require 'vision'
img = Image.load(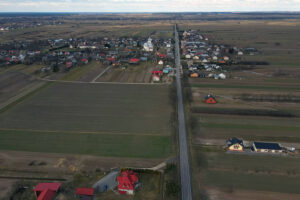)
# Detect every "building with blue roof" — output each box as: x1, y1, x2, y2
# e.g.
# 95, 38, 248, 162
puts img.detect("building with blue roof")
253, 142, 283, 153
